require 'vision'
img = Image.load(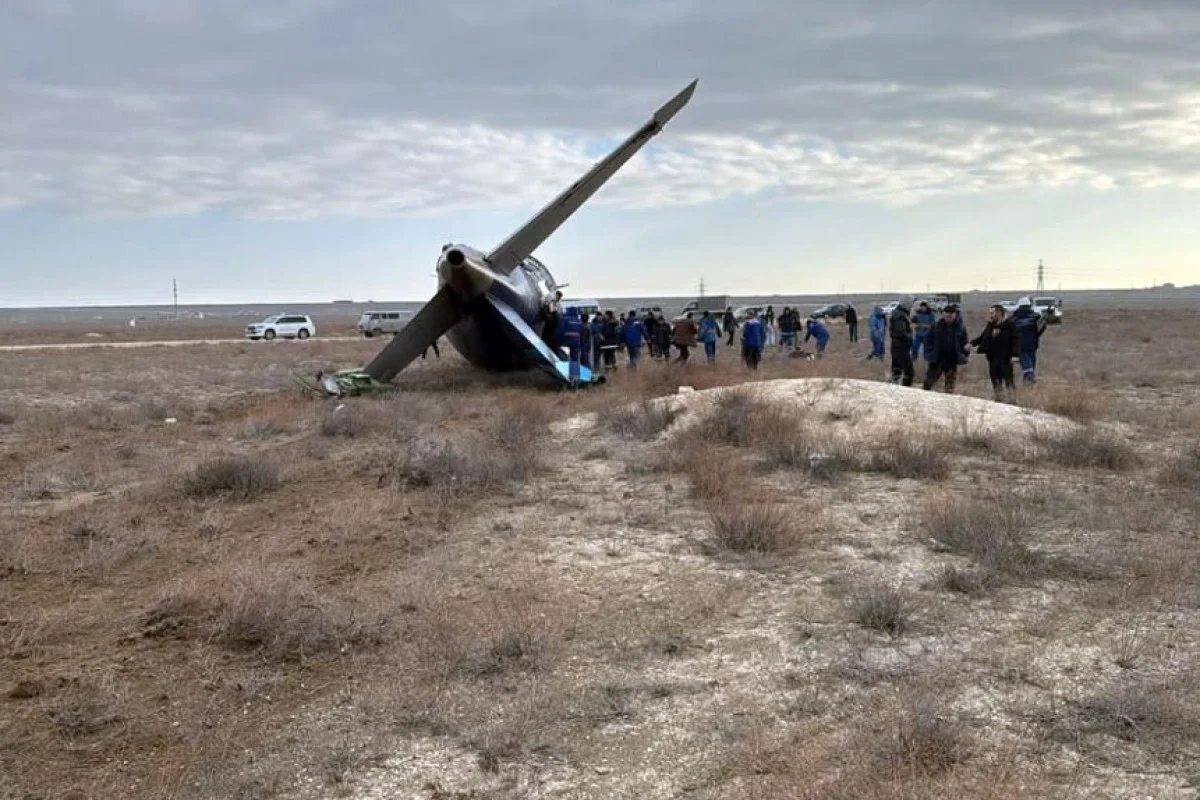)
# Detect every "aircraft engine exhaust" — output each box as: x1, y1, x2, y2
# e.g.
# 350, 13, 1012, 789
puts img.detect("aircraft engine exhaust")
445, 248, 466, 267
